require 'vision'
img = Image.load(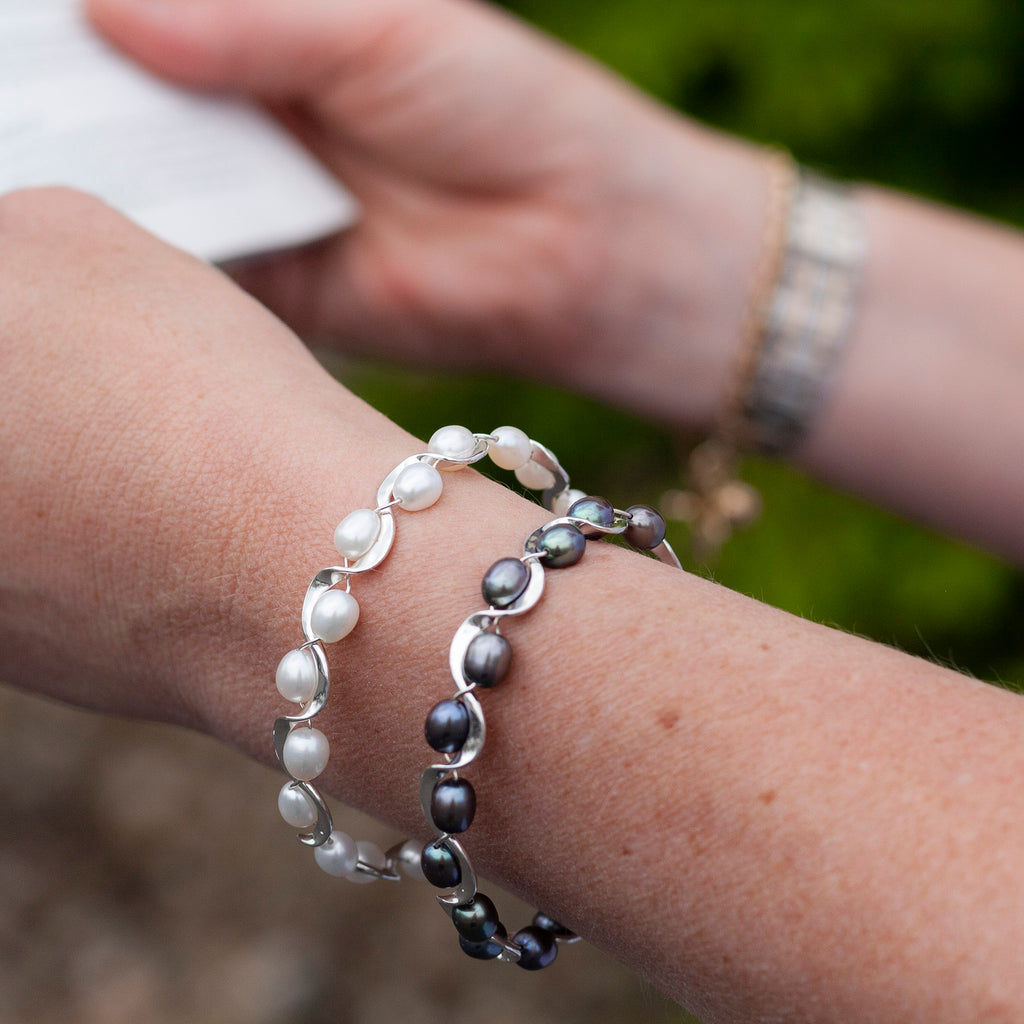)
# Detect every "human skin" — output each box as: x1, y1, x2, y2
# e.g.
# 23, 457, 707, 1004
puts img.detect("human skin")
3, 188, 1024, 1023
89, 0, 1024, 563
